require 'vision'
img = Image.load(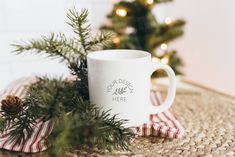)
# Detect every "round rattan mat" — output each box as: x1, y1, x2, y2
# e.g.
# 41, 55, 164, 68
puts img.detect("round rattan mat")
1, 86, 235, 157
119, 86, 235, 157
